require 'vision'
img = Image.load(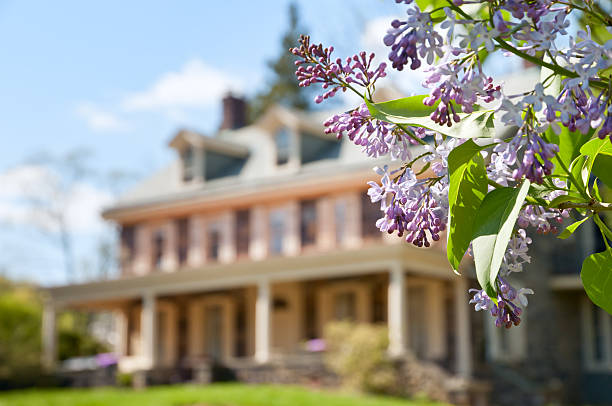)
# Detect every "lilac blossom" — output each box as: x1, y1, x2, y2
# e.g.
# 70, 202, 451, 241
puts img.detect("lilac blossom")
423, 61, 501, 126
368, 165, 448, 248
291, 35, 387, 104
469, 280, 522, 328
383, 5, 443, 71
491, 125, 558, 185
500, 229, 532, 275
323, 104, 426, 161
470, 226, 535, 328
518, 179, 570, 234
